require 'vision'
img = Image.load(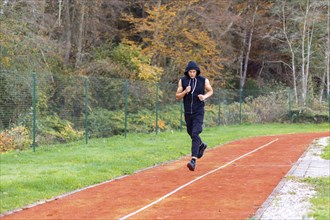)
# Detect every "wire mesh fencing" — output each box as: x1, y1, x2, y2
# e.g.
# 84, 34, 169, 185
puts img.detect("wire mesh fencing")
0, 71, 329, 150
